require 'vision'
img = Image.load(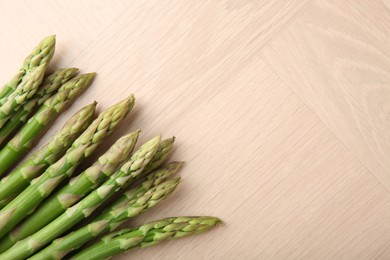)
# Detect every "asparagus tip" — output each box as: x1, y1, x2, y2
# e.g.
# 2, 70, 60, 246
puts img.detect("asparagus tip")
85, 72, 97, 80
164, 161, 185, 172
42, 35, 56, 45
